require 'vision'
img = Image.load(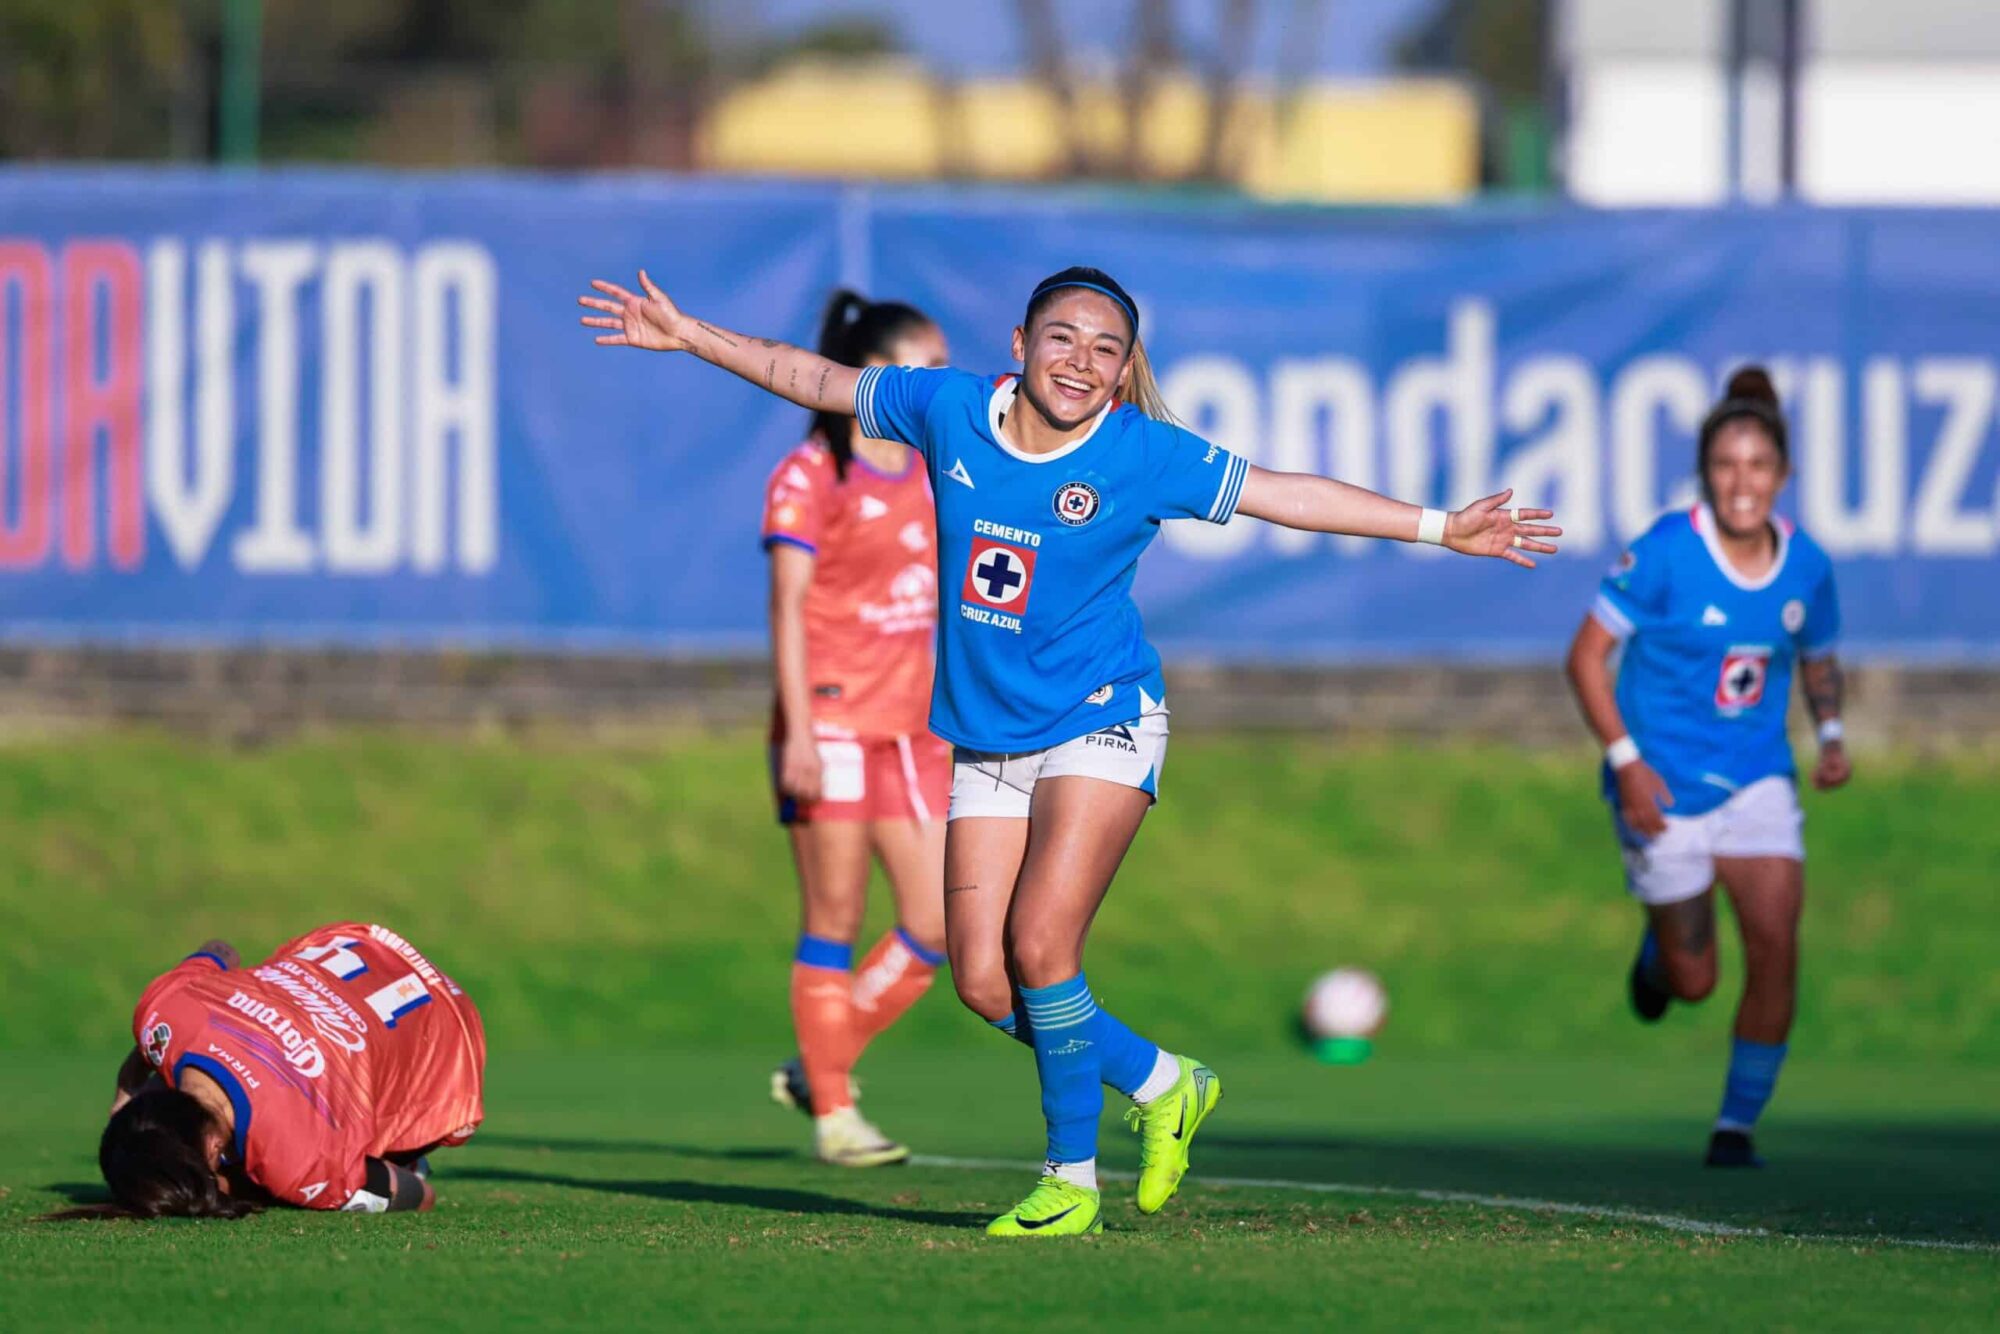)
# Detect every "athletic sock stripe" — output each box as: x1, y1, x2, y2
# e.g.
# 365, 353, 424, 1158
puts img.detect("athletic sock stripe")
1022, 1000, 1095, 1022
1024, 996, 1104, 1016
1021, 996, 1095, 1020
1023, 1000, 1097, 1028
1024, 999, 1096, 1021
